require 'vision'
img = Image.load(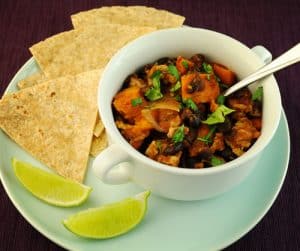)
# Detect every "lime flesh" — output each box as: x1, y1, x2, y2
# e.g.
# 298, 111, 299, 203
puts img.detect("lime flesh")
12, 158, 92, 207
63, 190, 151, 239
